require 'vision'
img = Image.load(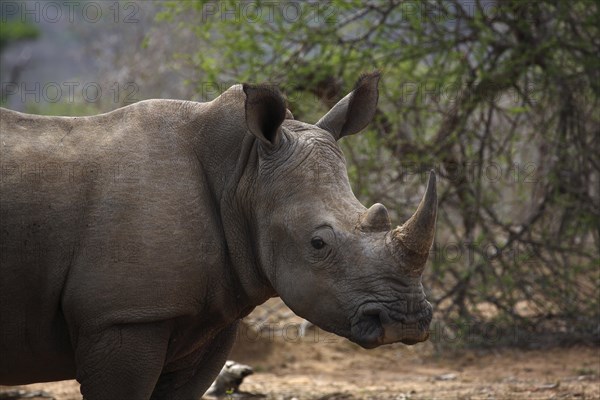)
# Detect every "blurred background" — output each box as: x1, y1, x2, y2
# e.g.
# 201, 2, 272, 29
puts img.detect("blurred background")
1, 0, 599, 398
